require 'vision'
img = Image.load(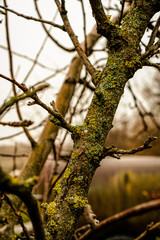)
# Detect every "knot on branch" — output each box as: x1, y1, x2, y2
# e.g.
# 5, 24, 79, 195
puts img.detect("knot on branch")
83, 204, 99, 229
